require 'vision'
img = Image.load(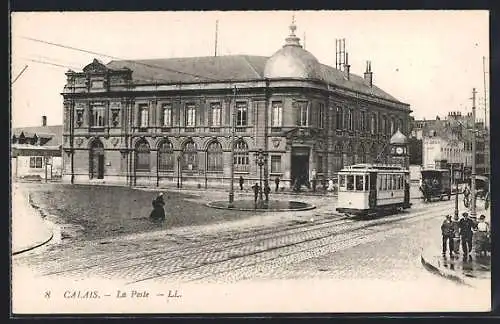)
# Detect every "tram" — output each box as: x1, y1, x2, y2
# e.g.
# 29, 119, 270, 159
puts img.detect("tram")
336, 164, 411, 217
